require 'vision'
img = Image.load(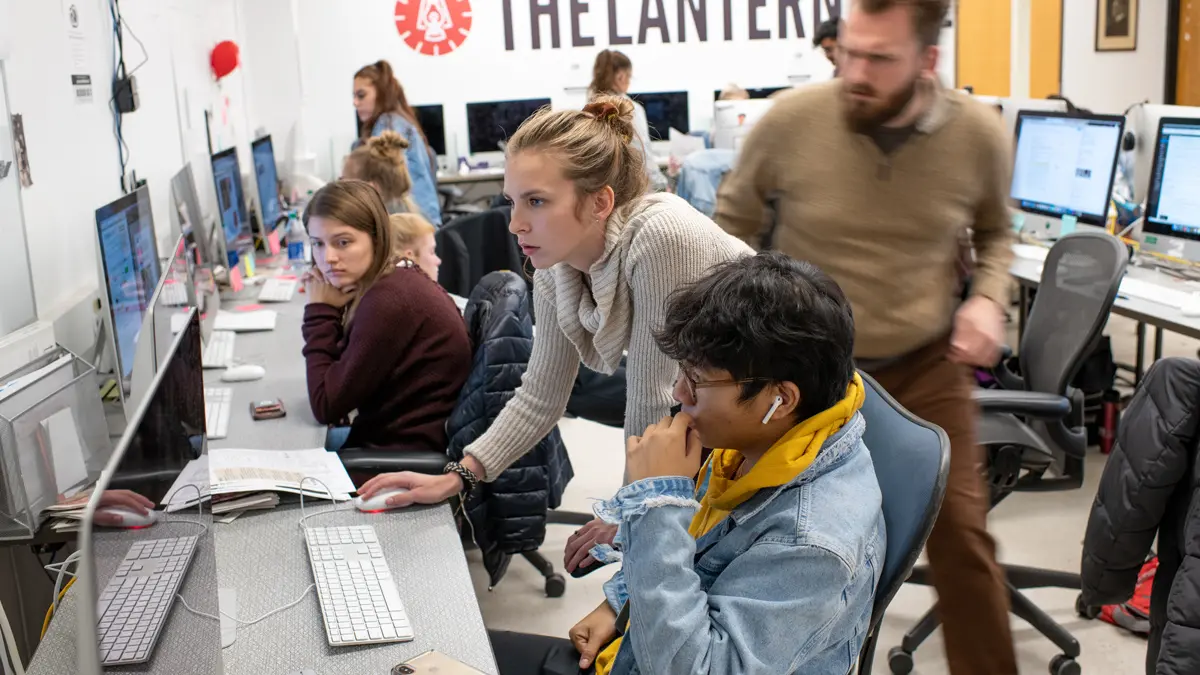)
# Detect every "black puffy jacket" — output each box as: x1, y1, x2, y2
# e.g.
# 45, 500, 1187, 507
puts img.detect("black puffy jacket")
446, 271, 573, 587
1081, 357, 1200, 675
